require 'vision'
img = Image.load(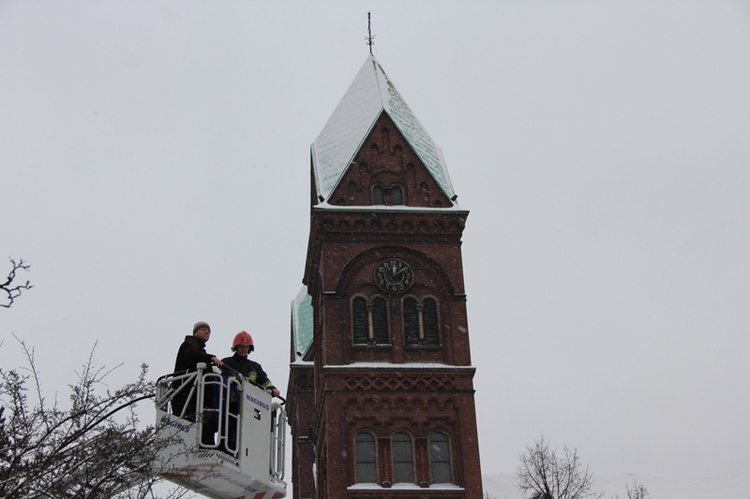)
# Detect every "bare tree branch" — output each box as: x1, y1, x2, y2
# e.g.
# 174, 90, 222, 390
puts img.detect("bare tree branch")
516, 435, 603, 499
0, 339, 193, 498
1, 257, 33, 308
625, 480, 650, 499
